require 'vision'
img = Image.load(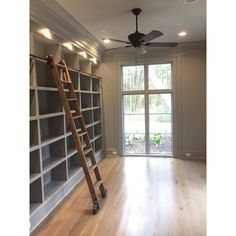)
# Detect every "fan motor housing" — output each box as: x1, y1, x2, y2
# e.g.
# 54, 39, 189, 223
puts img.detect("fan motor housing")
128, 31, 145, 47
